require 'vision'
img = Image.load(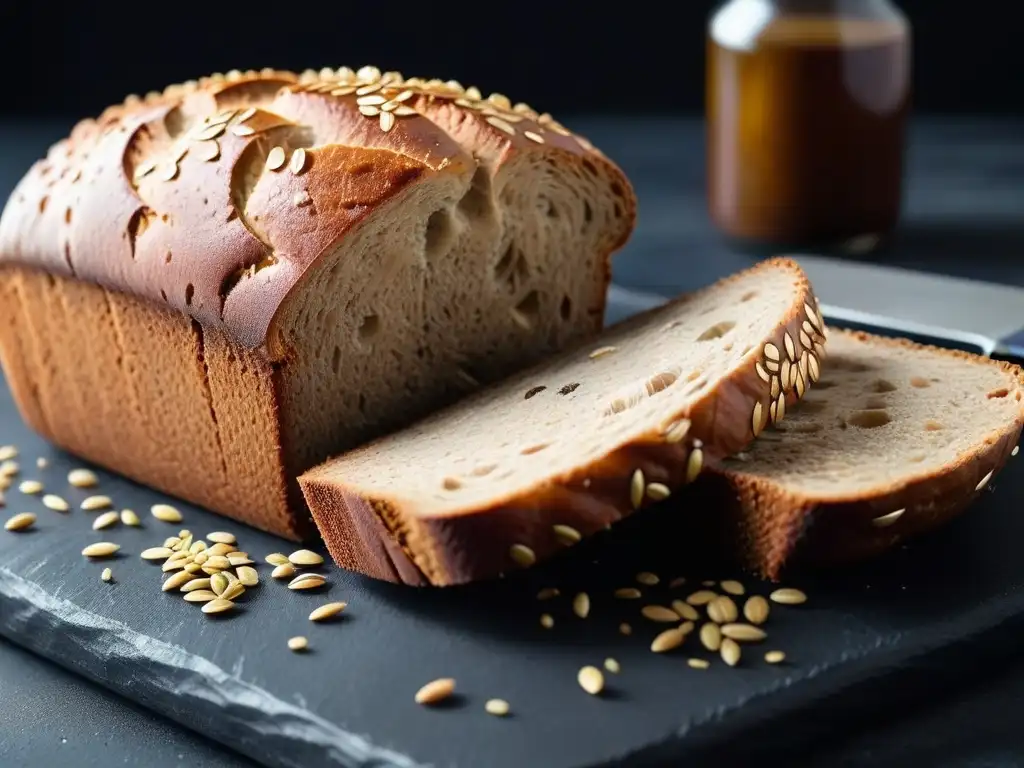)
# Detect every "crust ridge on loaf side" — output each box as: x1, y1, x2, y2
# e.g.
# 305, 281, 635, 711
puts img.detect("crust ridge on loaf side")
300, 258, 828, 585
704, 330, 1024, 579
0, 66, 637, 538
